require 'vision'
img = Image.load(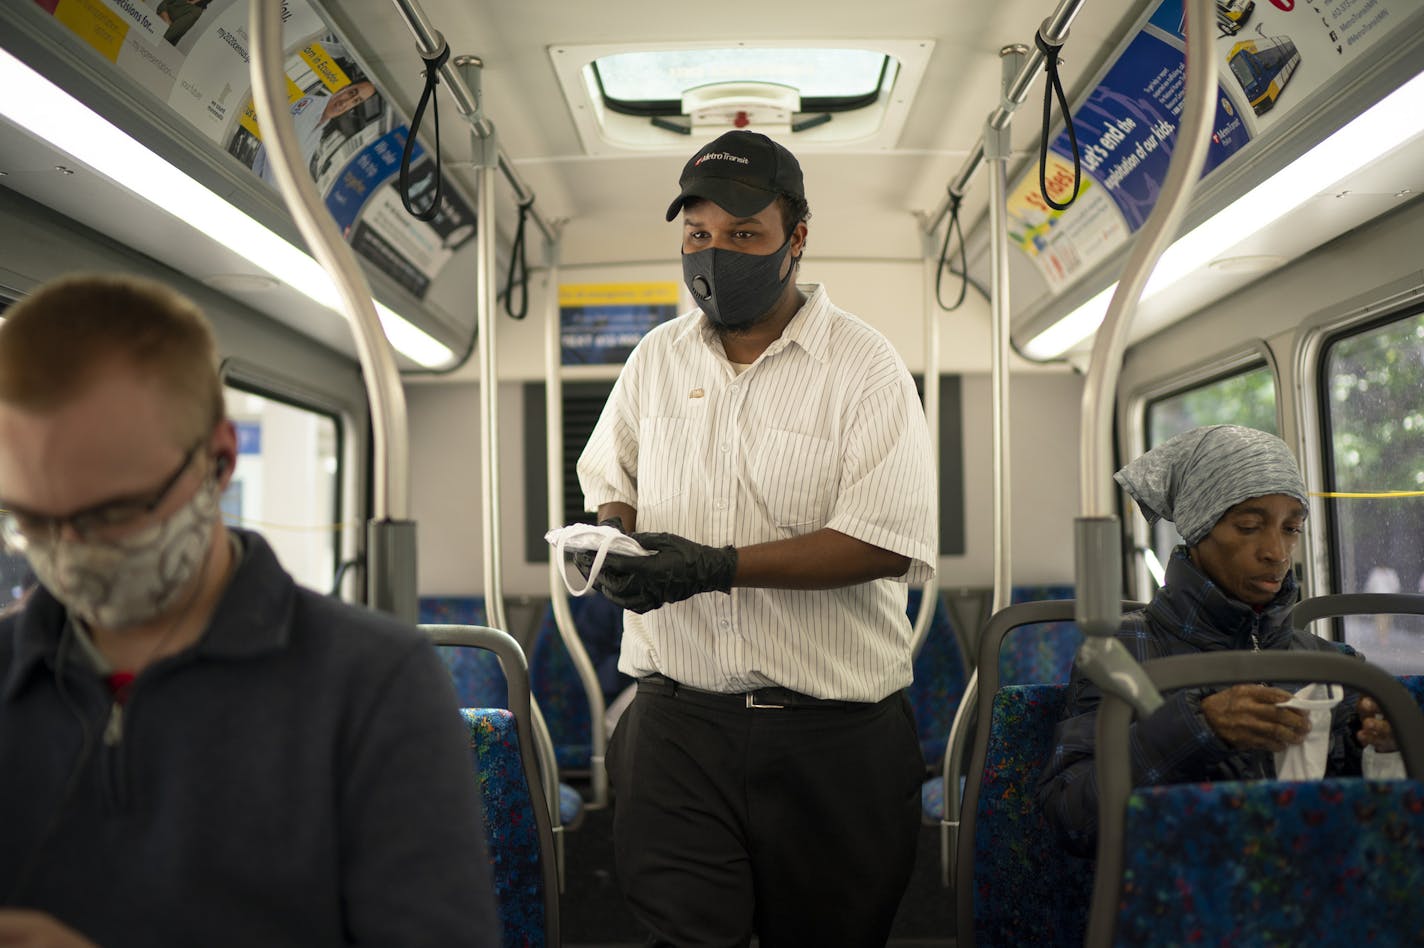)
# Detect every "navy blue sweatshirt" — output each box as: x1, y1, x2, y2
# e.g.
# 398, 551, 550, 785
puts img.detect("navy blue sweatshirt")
0, 530, 499, 946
